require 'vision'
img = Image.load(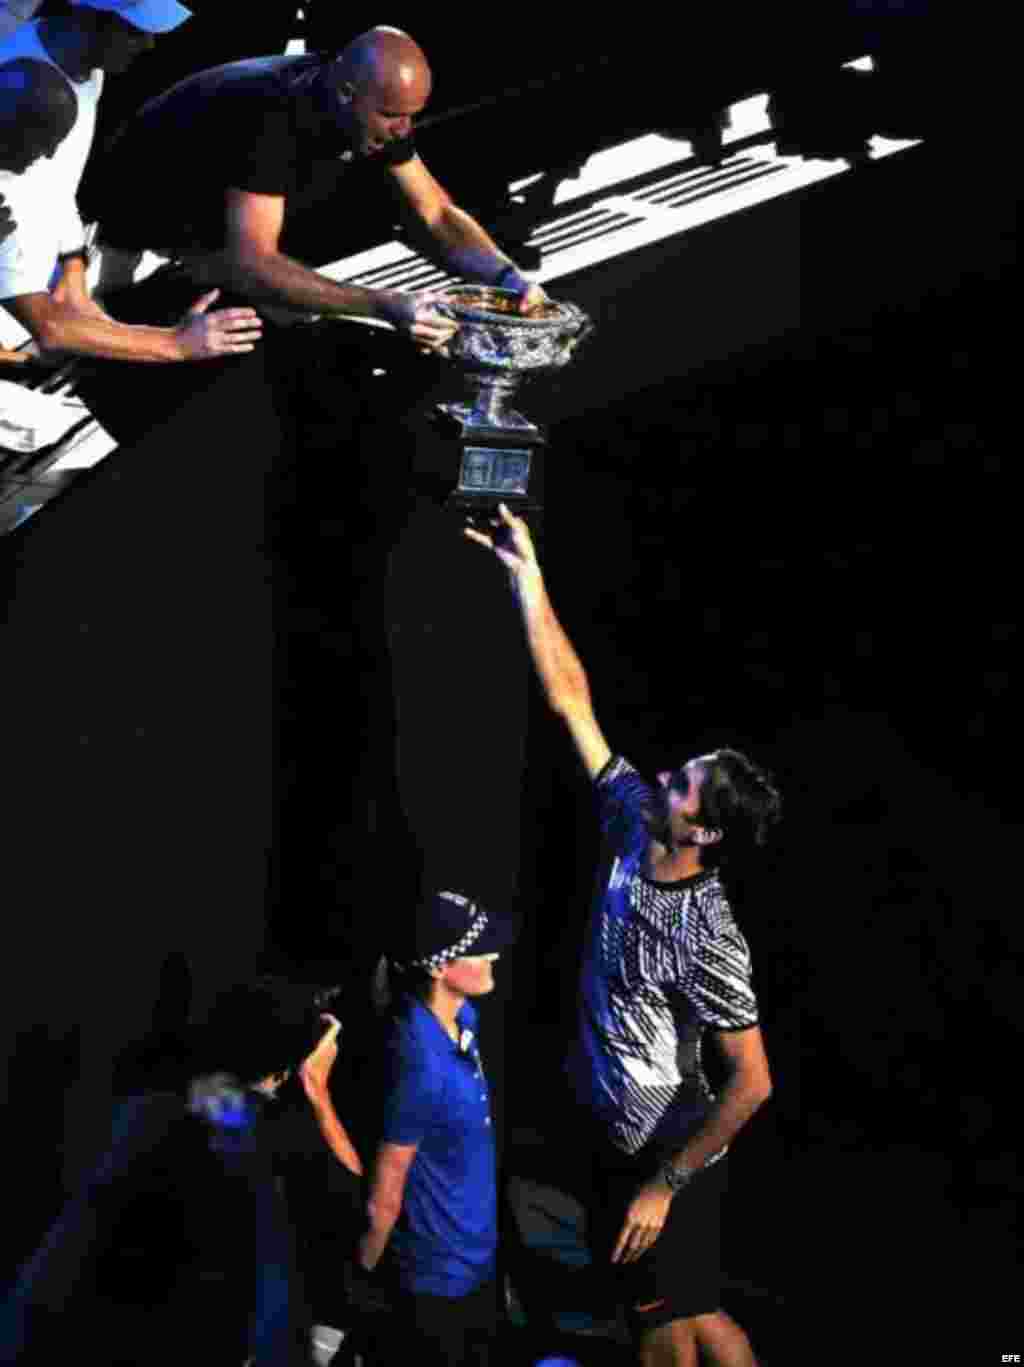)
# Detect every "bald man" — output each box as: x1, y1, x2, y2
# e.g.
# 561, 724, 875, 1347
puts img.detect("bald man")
90, 26, 546, 343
